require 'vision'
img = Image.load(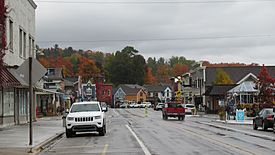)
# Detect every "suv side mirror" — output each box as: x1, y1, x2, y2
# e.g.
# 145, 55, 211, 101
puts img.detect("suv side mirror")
102, 107, 108, 112
65, 109, 69, 114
